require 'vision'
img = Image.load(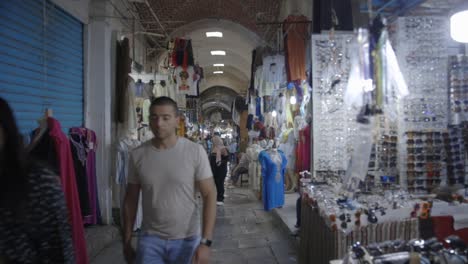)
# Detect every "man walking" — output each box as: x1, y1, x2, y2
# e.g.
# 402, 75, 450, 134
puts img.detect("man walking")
123, 97, 216, 264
